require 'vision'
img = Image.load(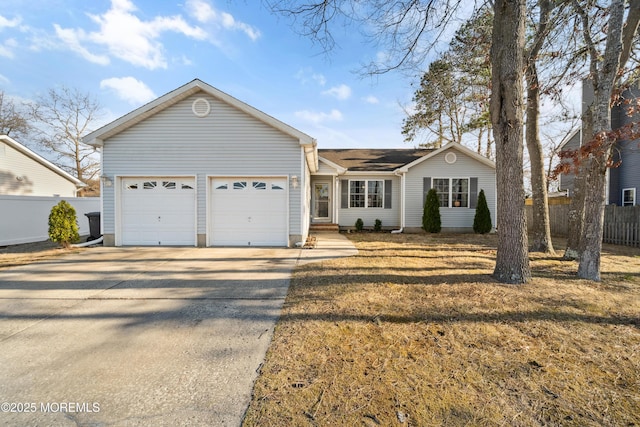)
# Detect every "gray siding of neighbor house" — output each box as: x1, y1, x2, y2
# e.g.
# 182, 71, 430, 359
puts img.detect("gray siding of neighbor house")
0, 141, 77, 197
558, 130, 581, 197
101, 92, 304, 243
404, 149, 496, 230
609, 84, 640, 205
337, 175, 401, 228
